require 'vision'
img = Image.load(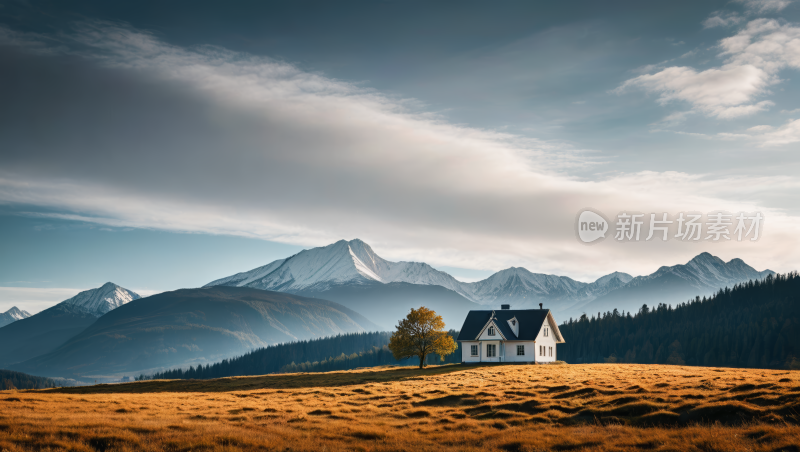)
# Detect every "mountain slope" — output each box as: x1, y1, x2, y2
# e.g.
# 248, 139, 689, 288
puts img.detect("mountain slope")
296, 281, 481, 330
0, 306, 32, 328
0, 283, 140, 368
574, 253, 774, 318
11, 286, 380, 379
